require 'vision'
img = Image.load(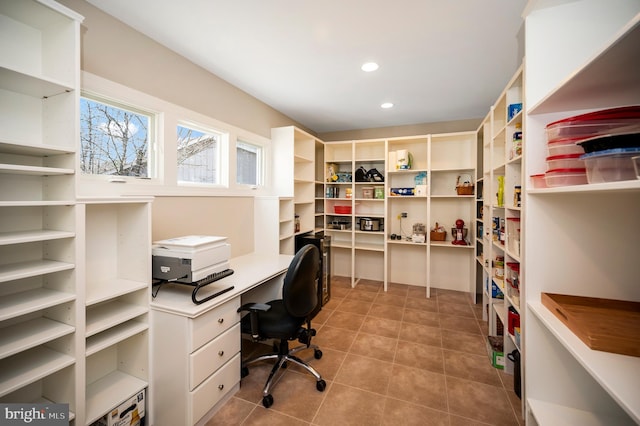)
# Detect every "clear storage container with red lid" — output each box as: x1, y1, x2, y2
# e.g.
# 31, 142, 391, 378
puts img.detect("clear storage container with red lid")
544, 168, 588, 187
546, 153, 584, 171
546, 106, 640, 144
